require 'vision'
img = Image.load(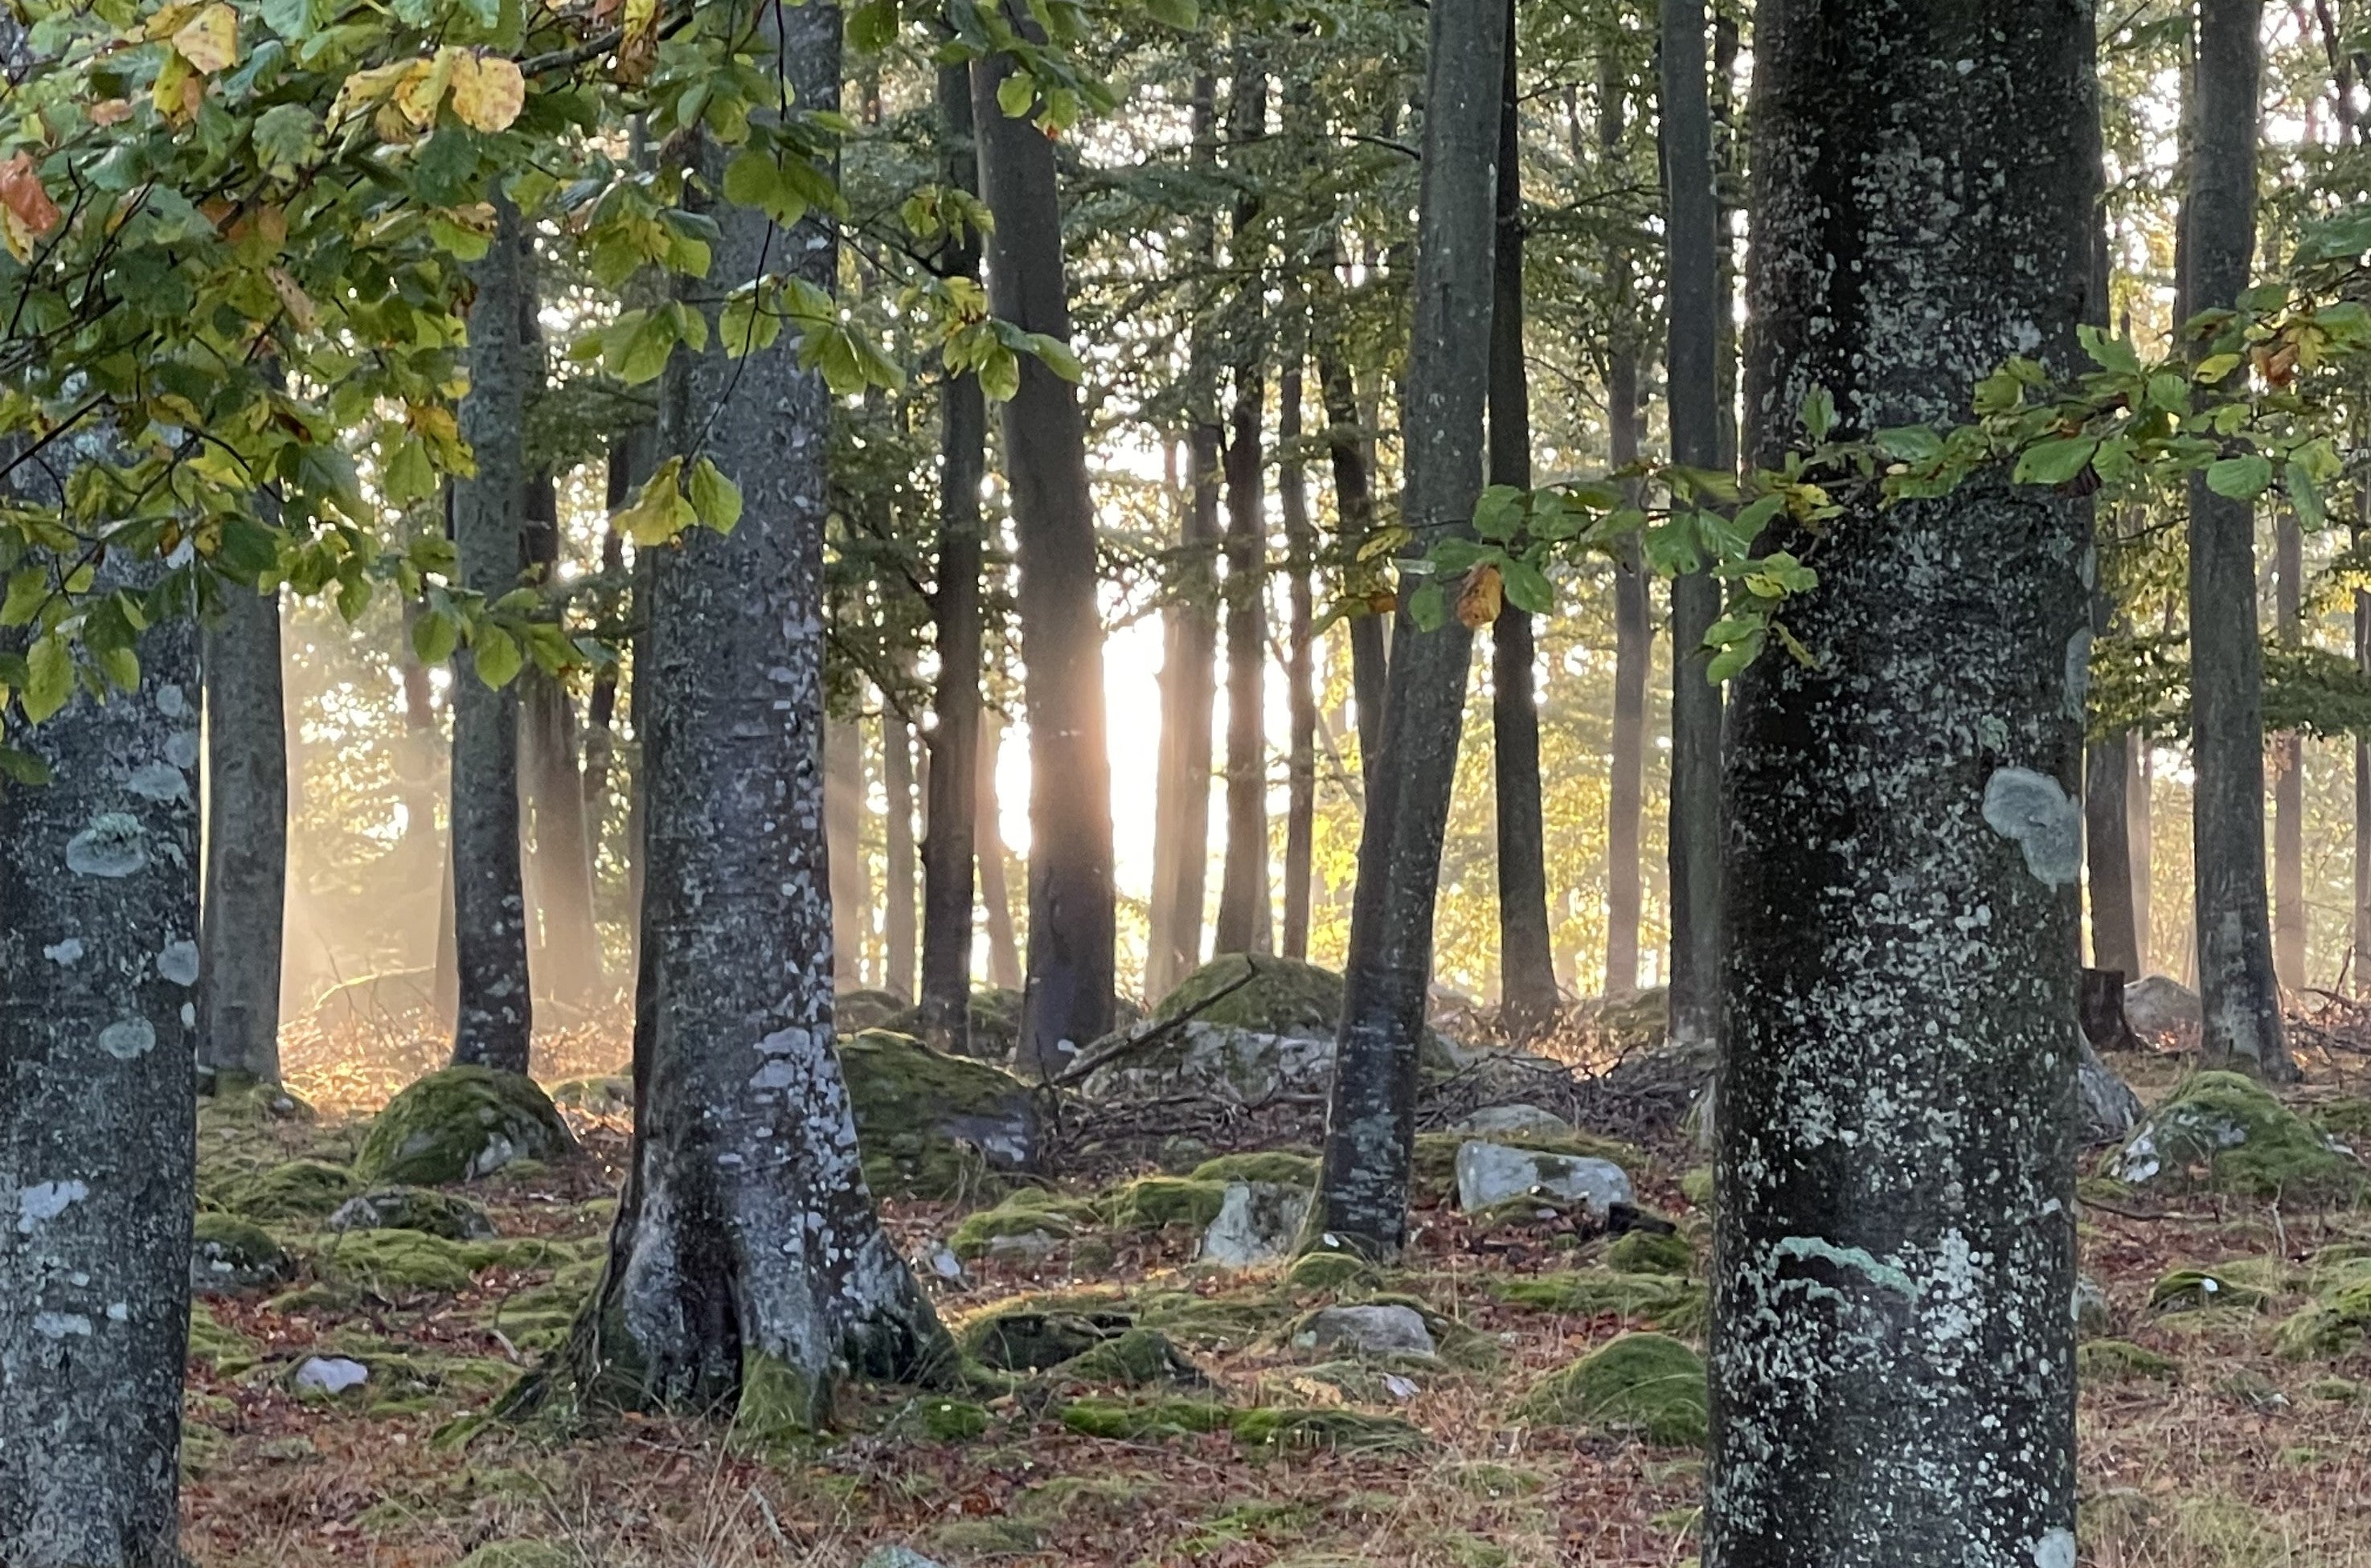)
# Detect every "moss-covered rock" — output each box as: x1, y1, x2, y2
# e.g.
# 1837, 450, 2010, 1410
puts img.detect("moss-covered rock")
2104, 1071, 2364, 1200
1606, 1230, 1693, 1276
1190, 1151, 1321, 1188
919, 1397, 991, 1440
1135, 1289, 1295, 1350
1059, 1395, 1235, 1439
2148, 1263, 2276, 1314
948, 1189, 1099, 1260
1057, 1327, 1205, 1387
960, 1306, 1132, 1371
1153, 955, 1345, 1034
1519, 1333, 1707, 1446
2076, 1338, 2178, 1383
839, 1029, 1040, 1197
1493, 1269, 1707, 1337
1284, 1251, 1383, 1294
837, 988, 911, 1033
313, 1229, 479, 1297
190, 1213, 292, 1295
547, 1075, 633, 1115
1411, 1129, 1643, 1202
225, 1159, 360, 1222
326, 1185, 496, 1242
1231, 1406, 1430, 1454
355, 1067, 575, 1186
1104, 1176, 1229, 1232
